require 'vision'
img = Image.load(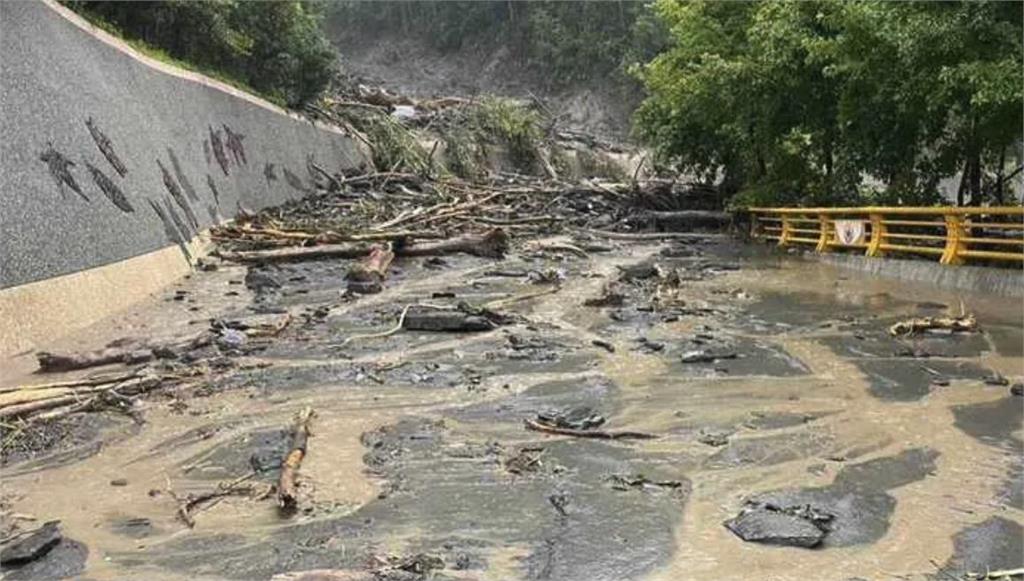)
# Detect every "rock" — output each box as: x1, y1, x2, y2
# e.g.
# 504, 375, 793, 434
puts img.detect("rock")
724, 507, 826, 548
271, 570, 373, 581
591, 339, 615, 353
403, 303, 510, 332
681, 349, 737, 364
697, 430, 730, 447
1011, 383, 1023, 397
617, 262, 662, 282
536, 406, 605, 431
984, 372, 1009, 386
216, 328, 248, 349
634, 337, 665, 352
109, 478, 128, 487
244, 267, 281, 292
0, 520, 62, 564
